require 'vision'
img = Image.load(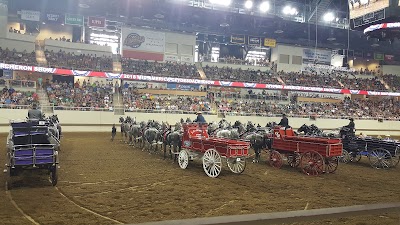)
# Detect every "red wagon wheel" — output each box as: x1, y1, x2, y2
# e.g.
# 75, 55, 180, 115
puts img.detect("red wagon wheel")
325, 157, 339, 173
269, 150, 283, 169
300, 151, 325, 176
